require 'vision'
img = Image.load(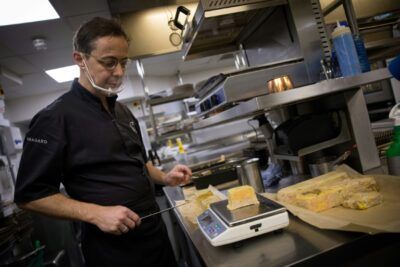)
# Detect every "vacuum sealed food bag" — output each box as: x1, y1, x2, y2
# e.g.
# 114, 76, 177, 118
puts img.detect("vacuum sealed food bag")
277, 171, 382, 212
